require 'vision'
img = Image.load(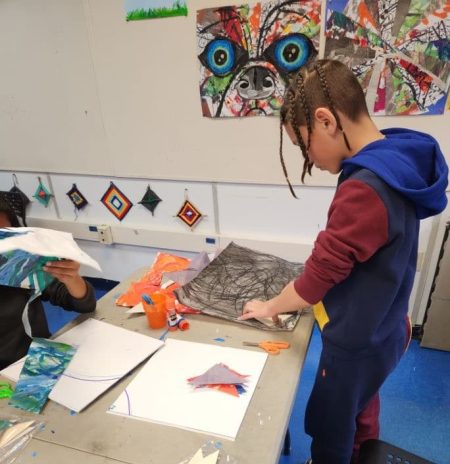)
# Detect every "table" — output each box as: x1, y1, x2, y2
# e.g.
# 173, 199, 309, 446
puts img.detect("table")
1, 267, 315, 464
